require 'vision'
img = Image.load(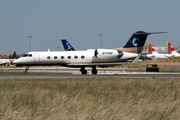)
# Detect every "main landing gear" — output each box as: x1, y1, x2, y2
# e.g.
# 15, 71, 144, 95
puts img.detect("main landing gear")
80, 66, 97, 75
80, 67, 87, 74
24, 66, 30, 74
91, 66, 97, 75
